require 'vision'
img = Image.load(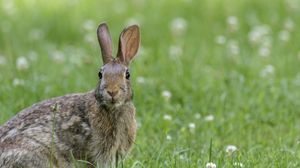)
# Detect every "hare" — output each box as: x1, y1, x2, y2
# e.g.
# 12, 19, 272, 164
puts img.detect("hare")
0, 23, 140, 168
